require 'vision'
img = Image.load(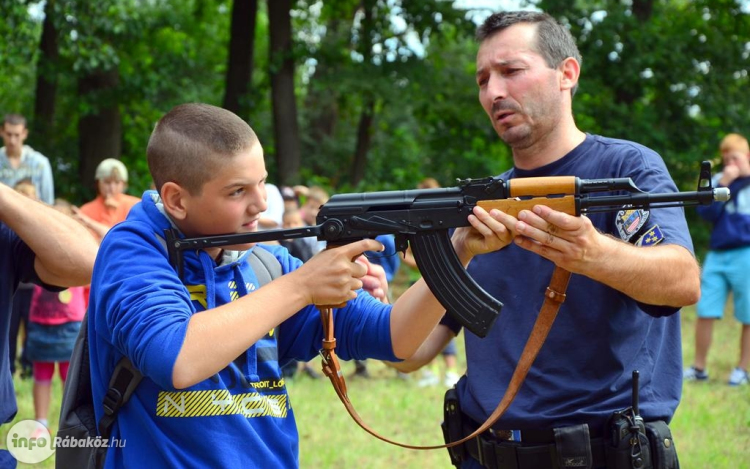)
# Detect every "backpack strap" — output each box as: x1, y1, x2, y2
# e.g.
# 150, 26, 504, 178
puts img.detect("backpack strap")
97, 244, 282, 438
248, 246, 283, 285
98, 358, 142, 439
